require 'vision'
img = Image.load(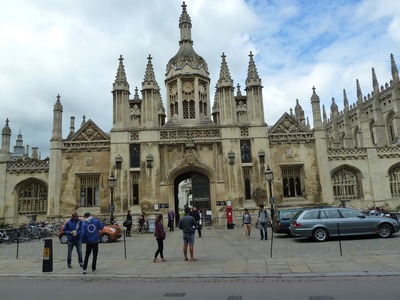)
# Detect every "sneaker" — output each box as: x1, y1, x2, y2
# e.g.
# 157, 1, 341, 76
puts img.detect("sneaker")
79, 263, 84, 268
81, 270, 87, 274
260, 238, 264, 240
67, 264, 72, 269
